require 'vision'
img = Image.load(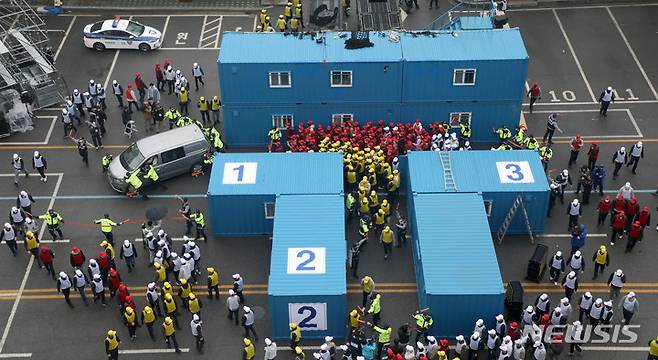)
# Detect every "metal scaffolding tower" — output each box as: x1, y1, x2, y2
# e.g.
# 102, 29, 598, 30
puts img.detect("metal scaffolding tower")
0, 0, 65, 109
